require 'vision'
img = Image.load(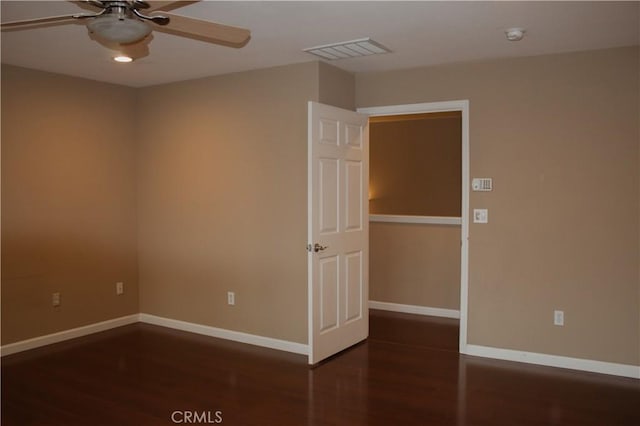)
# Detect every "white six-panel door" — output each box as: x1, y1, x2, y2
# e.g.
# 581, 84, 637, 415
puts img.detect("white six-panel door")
308, 101, 369, 365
